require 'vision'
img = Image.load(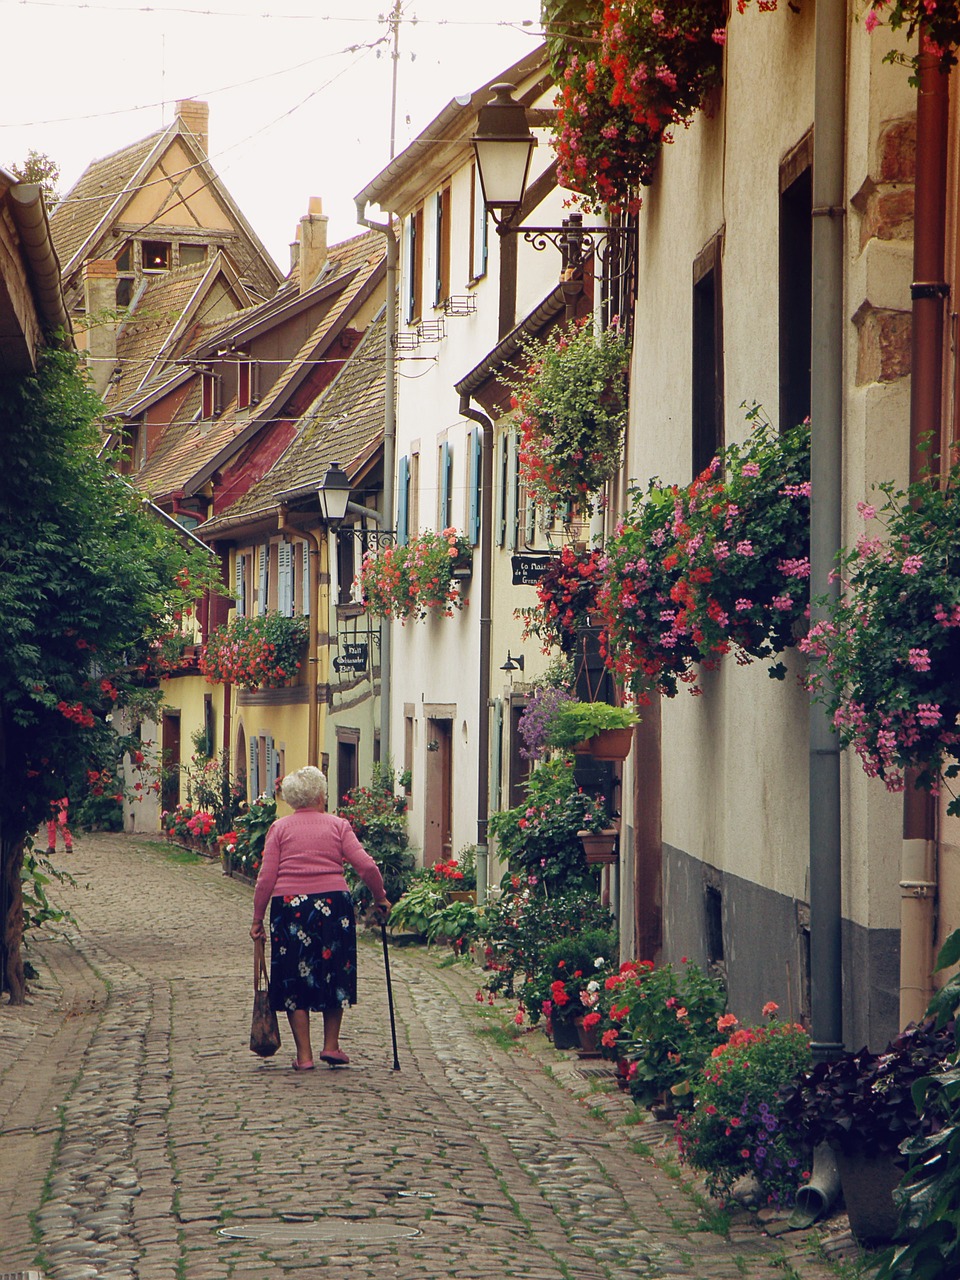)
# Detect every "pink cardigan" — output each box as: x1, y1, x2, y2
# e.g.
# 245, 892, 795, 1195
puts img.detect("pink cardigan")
252, 809, 386, 922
